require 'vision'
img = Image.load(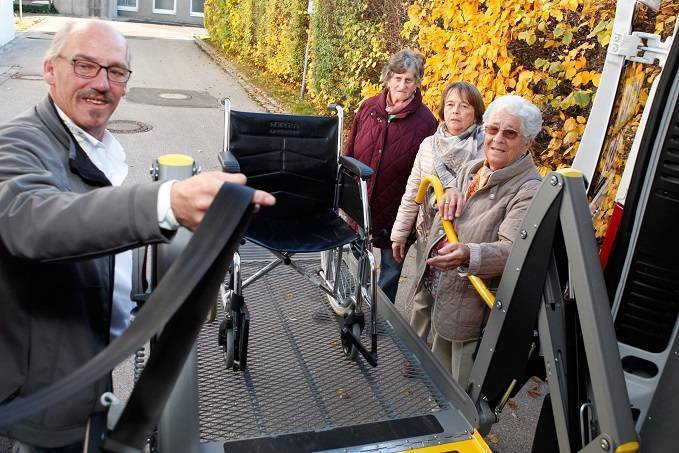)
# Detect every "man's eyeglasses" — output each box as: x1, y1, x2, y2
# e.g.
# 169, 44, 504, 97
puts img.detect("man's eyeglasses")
484, 124, 521, 140
59, 56, 132, 84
